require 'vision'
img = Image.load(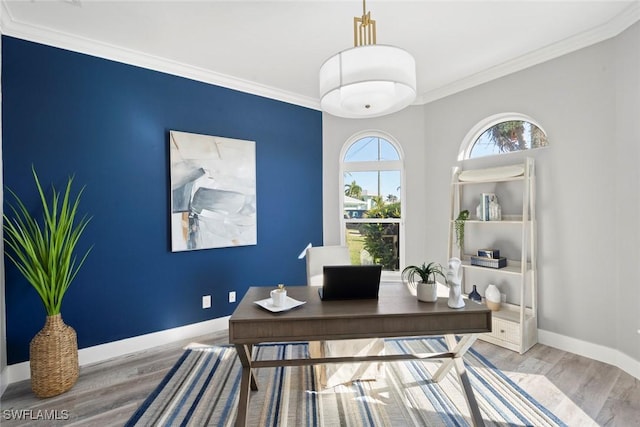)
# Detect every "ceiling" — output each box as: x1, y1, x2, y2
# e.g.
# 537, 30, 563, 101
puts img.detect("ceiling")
1, 1, 639, 110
